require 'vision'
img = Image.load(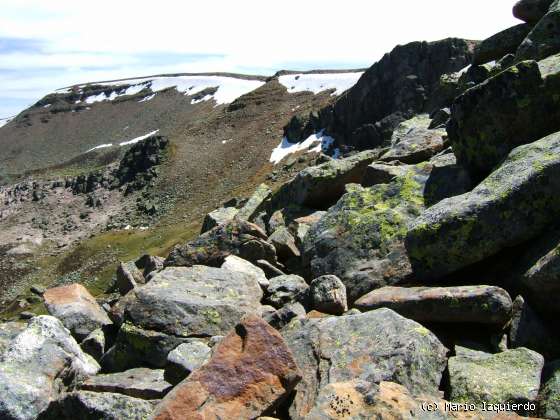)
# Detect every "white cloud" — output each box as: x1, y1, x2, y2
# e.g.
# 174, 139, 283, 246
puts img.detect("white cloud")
0, 0, 520, 116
